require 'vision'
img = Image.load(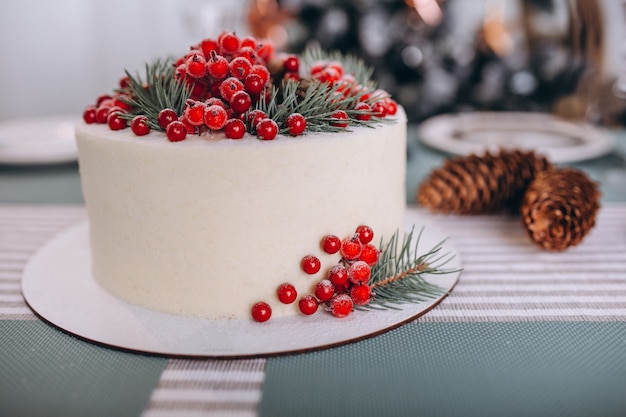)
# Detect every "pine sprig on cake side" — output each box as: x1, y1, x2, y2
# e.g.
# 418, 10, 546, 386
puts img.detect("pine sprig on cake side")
363, 227, 458, 310
81, 31, 400, 141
